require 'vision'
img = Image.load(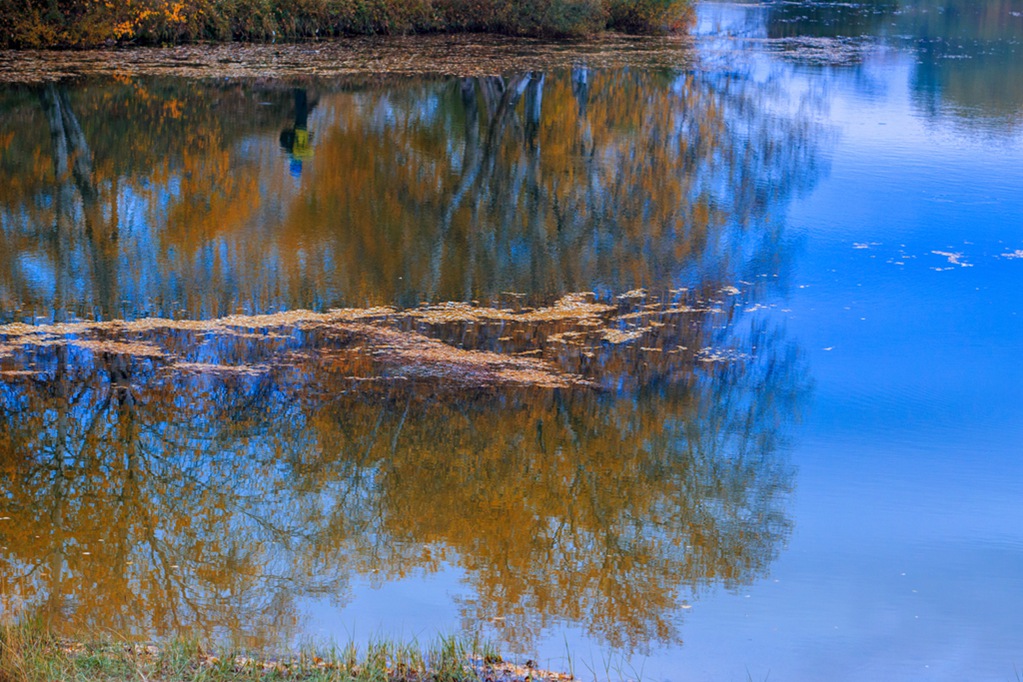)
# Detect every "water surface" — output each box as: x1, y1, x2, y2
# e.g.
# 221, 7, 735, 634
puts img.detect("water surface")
1, 2, 1022, 680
